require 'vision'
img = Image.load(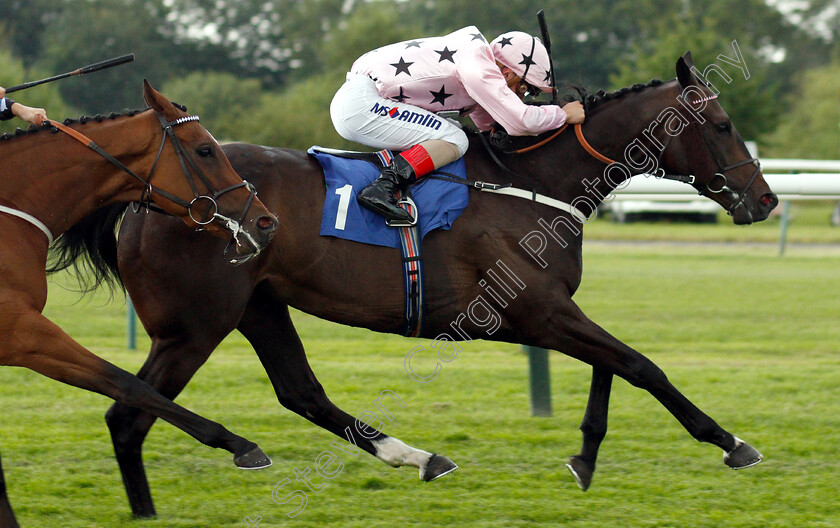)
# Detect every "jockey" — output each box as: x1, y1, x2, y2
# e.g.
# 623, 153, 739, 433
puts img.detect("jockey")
330, 26, 585, 223
0, 86, 48, 125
